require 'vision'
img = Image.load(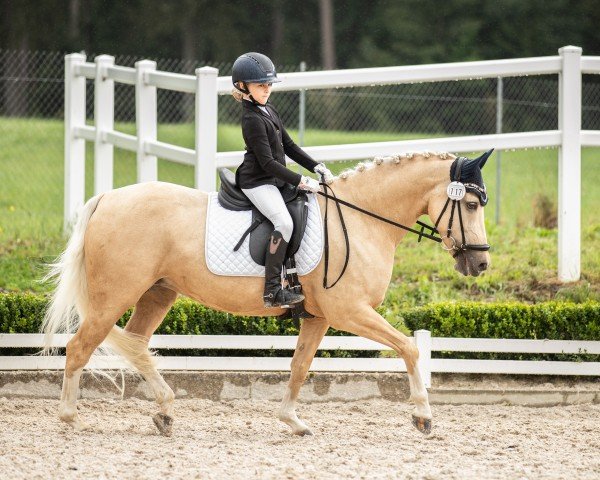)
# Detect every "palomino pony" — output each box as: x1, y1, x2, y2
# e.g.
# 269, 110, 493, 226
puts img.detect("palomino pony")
42, 150, 491, 437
